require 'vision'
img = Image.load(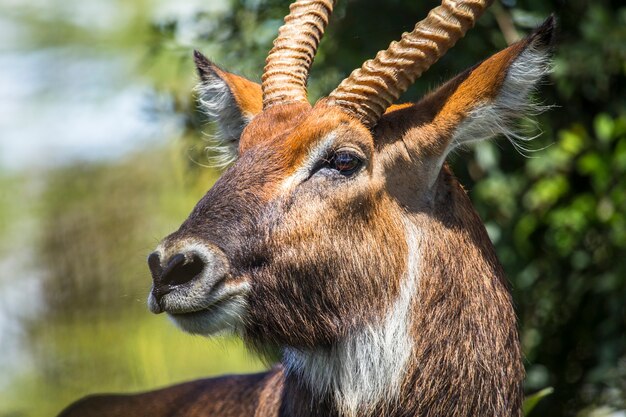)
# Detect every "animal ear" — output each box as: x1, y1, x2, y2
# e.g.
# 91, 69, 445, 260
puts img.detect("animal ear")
386, 16, 555, 183
194, 50, 263, 166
